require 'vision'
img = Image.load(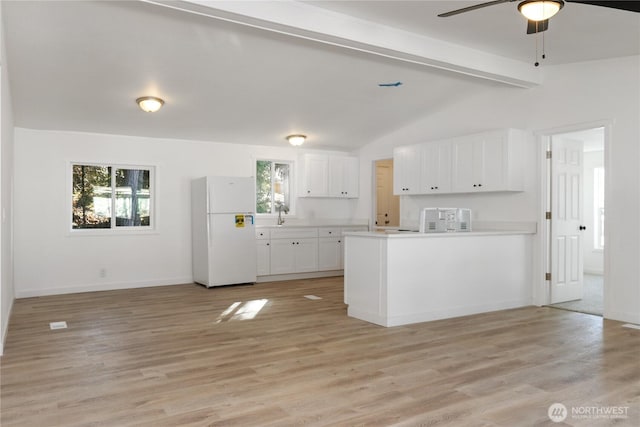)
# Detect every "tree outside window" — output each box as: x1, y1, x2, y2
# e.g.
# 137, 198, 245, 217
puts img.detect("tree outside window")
256, 160, 291, 214
72, 164, 152, 229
